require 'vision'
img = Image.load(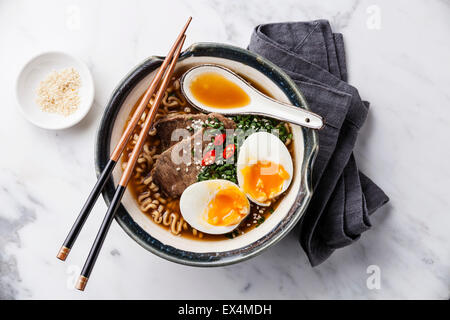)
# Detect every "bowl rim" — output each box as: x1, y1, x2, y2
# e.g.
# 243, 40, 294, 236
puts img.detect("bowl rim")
95, 42, 318, 267
15, 50, 95, 130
